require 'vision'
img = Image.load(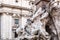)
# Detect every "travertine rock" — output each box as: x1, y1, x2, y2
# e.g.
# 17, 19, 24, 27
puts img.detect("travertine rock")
16, 1, 60, 40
